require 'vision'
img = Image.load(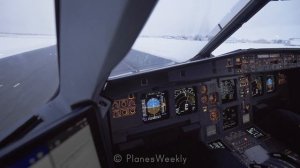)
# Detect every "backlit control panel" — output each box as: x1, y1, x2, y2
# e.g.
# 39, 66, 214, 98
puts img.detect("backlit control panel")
224, 130, 257, 154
